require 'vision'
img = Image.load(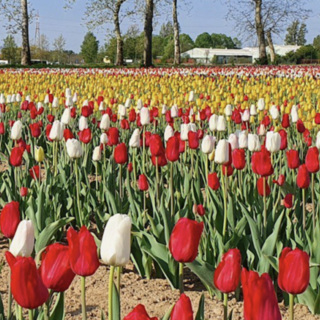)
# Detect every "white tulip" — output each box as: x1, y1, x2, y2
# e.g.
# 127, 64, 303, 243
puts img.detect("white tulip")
171, 105, 178, 118
11, 120, 22, 140
101, 214, 132, 266
225, 104, 232, 116
228, 134, 239, 150
201, 135, 216, 154
52, 97, 59, 108
241, 109, 250, 122
209, 114, 218, 131
92, 146, 102, 161
162, 104, 167, 115
257, 124, 266, 136
16, 93, 21, 103
36, 102, 43, 111
44, 94, 49, 104
49, 120, 64, 141
11, 94, 16, 103
250, 104, 257, 116
25, 95, 31, 102
239, 131, 248, 149
79, 116, 88, 131
140, 107, 150, 126
10, 220, 34, 257
189, 91, 195, 102
316, 131, 320, 149
99, 101, 105, 111
188, 123, 197, 132
118, 104, 126, 119
291, 105, 299, 123
266, 131, 281, 153
65, 88, 72, 98
100, 133, 109, 145
217, 115, 227, 132
129, 129, 140, 148
125, 98, 131, 108
180, 124, 189, 141
257, 98, 265, 111
0, 94, 5, 104
6, 95, 11, 104
100, 114, 110, 131
72, 93, 78, 103
66, 139, 83, 159
248, 134, 261, 152
164, 125, 174, 141
270, 105, 279, 120
214, 139, 230, 164
61, 107, 71, 125
65, 96, 73, 107
137, 99, 143, 110
82, 100, 89, 107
